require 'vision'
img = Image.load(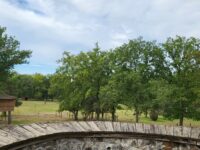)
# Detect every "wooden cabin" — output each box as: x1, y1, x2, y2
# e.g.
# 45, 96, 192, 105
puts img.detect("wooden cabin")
0, 95, 16, 124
